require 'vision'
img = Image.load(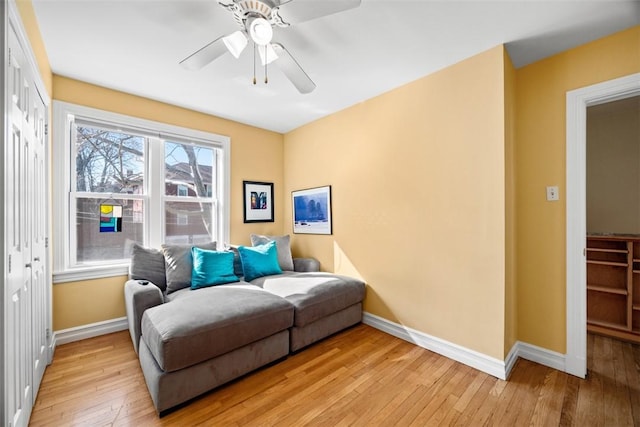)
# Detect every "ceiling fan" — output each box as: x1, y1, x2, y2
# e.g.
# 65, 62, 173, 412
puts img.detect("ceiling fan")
180, 0, 361, 94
